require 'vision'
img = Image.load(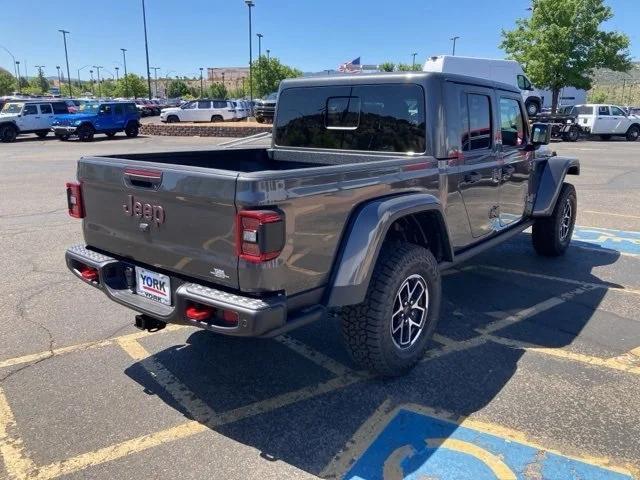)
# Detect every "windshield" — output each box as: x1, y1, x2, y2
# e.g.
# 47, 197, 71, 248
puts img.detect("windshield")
1, 103, 23, 114
78, 103, 100, 114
